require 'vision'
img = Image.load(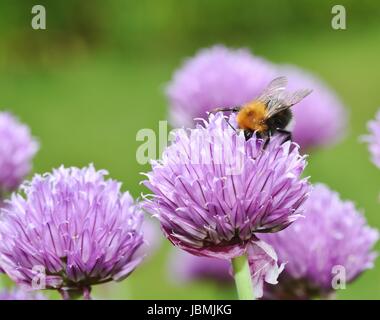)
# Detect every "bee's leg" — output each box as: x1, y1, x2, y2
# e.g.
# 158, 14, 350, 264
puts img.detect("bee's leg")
244, 130, 254, 141
225, 119, 238, 133
209, 107, 240, 133
263, 131, 271, 149
276, 129, 292, 143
